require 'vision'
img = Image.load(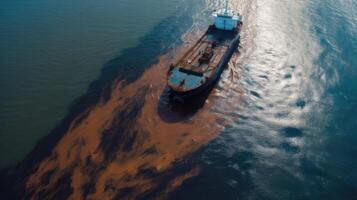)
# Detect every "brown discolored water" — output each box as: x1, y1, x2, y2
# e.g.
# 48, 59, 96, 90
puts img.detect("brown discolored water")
23, 35, 243, 198
2, 0, 357, 199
